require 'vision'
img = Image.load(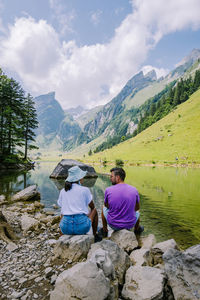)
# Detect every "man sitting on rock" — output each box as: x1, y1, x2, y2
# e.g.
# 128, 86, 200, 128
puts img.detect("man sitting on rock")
99, 167, 144, 238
